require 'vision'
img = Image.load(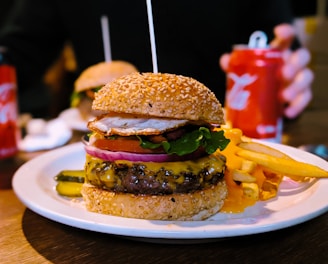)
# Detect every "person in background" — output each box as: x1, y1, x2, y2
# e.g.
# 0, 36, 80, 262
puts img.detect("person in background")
0, 0, 313, 119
